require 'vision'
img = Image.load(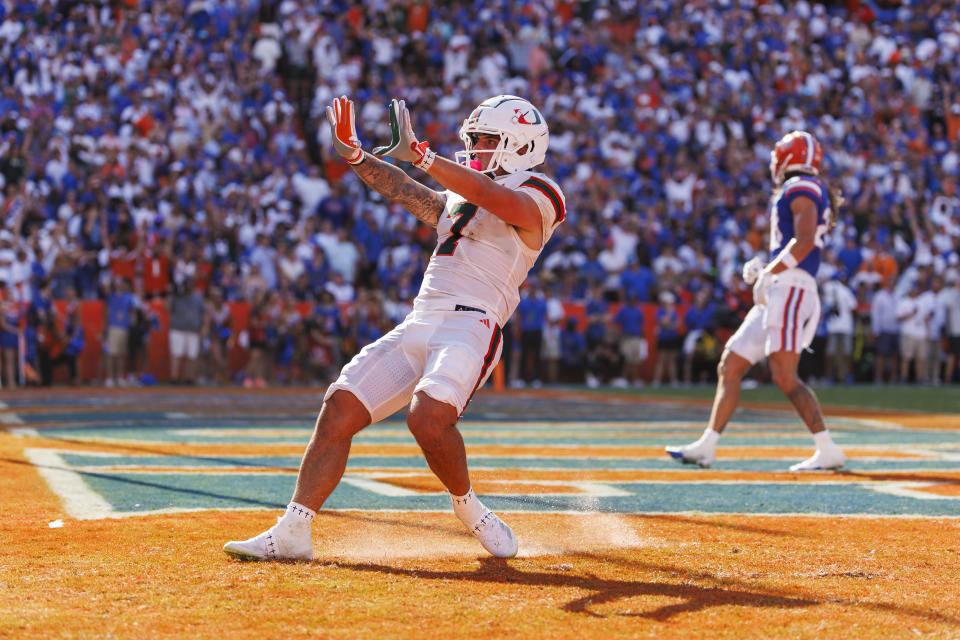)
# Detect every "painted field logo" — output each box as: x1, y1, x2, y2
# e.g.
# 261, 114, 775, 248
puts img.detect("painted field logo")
11, 400, 960, 520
